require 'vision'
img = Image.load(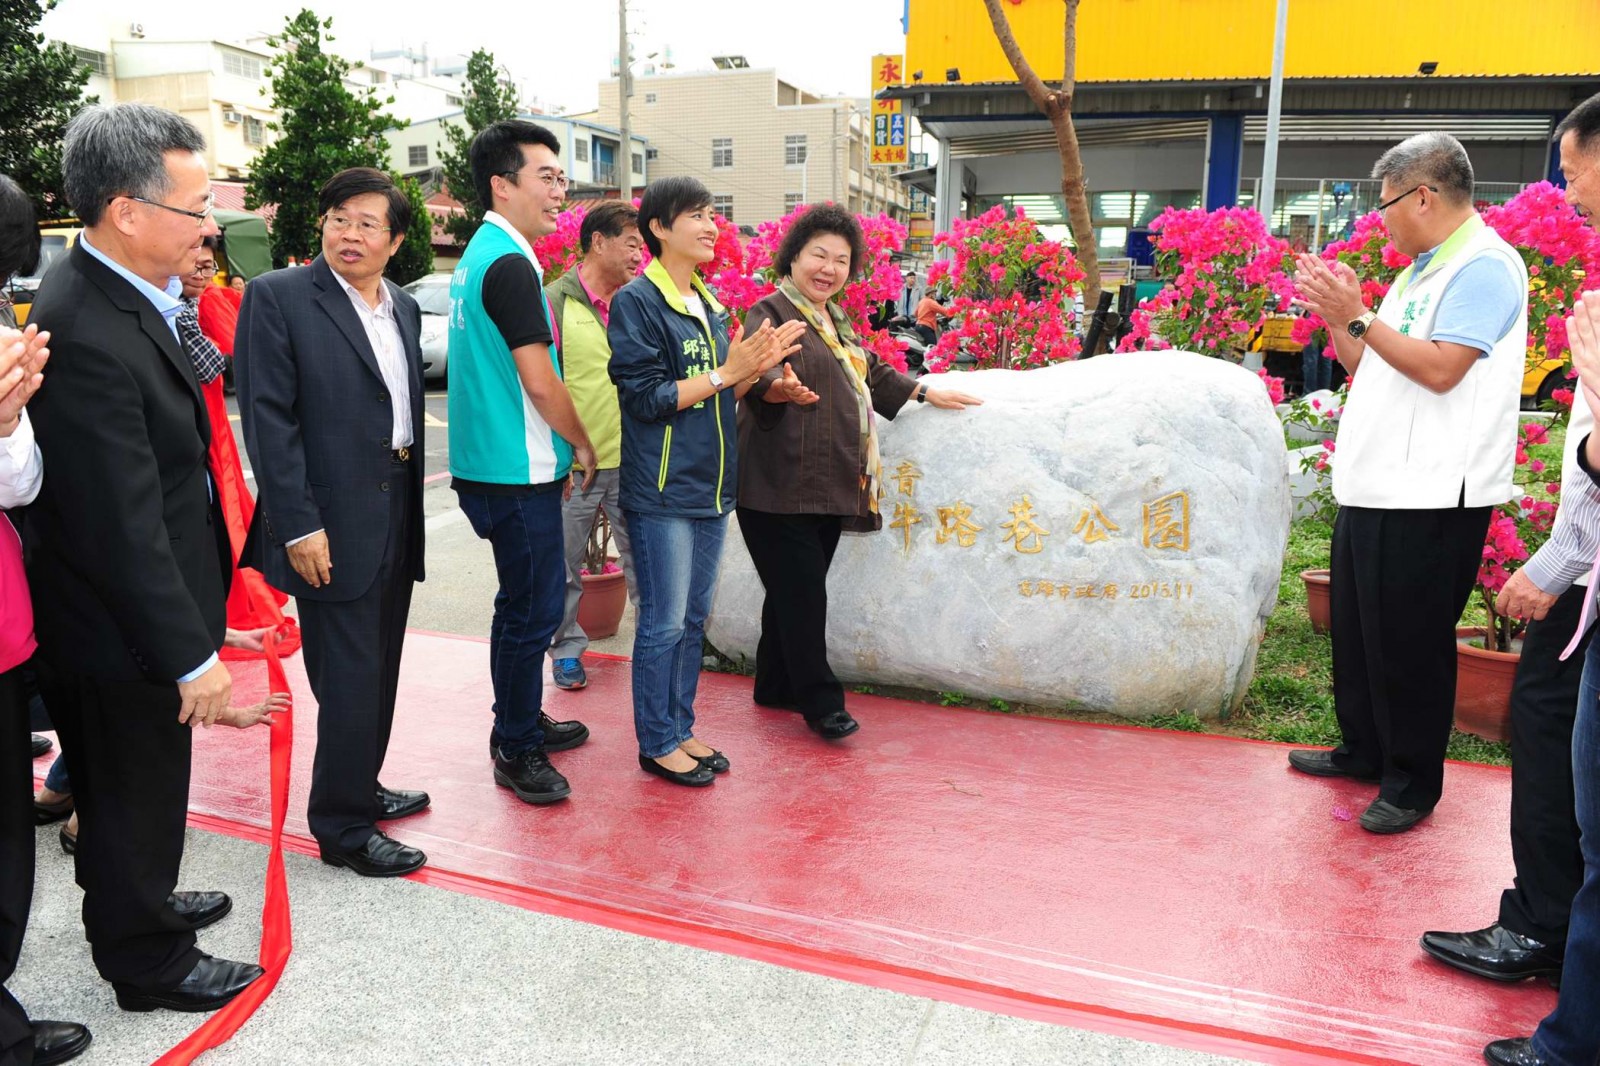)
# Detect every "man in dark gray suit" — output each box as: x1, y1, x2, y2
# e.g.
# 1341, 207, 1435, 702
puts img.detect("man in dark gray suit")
237, 168, 429, 877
